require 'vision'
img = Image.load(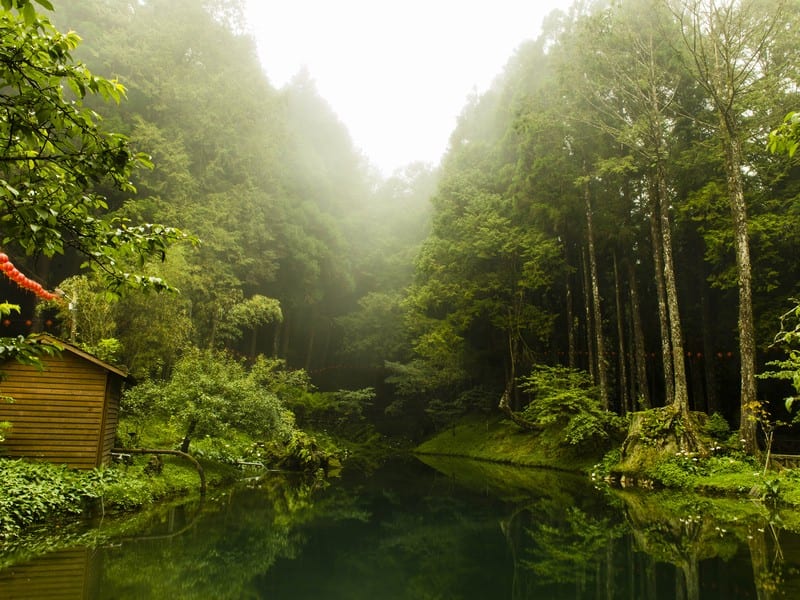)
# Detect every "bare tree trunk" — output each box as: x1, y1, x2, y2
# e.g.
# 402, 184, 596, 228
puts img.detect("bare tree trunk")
656, 165, 689, 414
724, 133, 758, 453
628, 261, 651, 409
582, 249, 596, 380
249, 327, 258, 359
566, 275, 577, 369
613, 251, 630, 414
649, 184, 673, 405
585, 181, 611, 409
